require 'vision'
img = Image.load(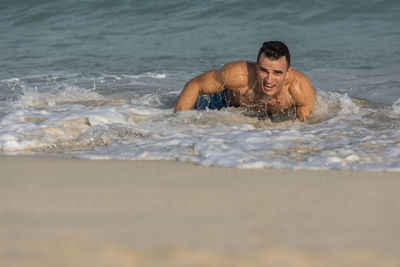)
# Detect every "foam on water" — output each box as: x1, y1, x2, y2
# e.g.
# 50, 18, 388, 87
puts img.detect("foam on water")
0, 0, 399, 172
1, 76, 399, 171
15, 85, 105, 109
